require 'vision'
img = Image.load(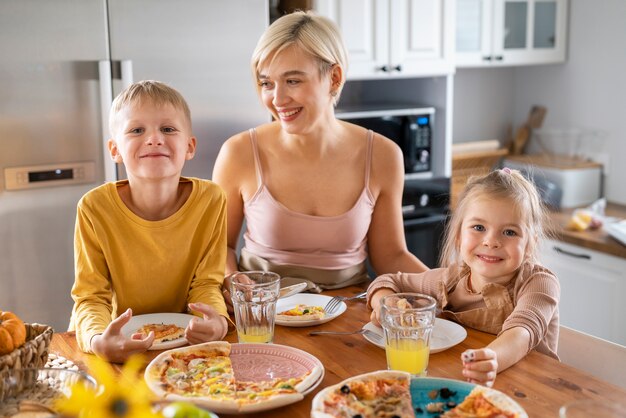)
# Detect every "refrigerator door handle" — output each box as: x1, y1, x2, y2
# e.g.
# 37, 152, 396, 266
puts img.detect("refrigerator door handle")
98, 60, 116, 182
121, 59, 134, 89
